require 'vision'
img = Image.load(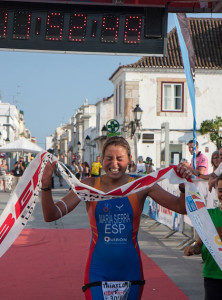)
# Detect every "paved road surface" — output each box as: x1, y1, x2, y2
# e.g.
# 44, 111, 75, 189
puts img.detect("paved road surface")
0, 177, 204, 299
